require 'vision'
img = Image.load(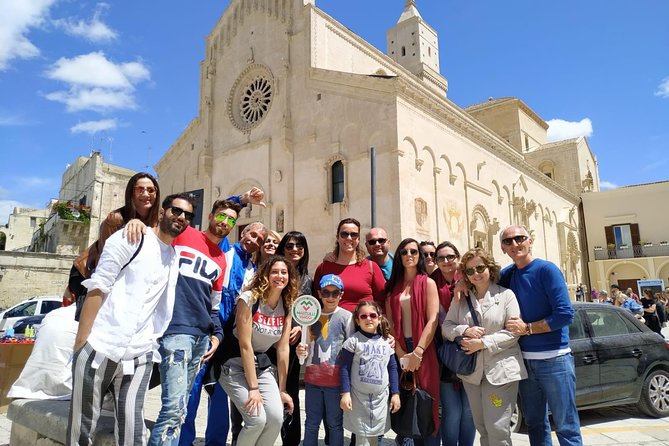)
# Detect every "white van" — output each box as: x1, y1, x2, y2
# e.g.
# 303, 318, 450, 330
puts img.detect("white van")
0, 296, 62, 334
